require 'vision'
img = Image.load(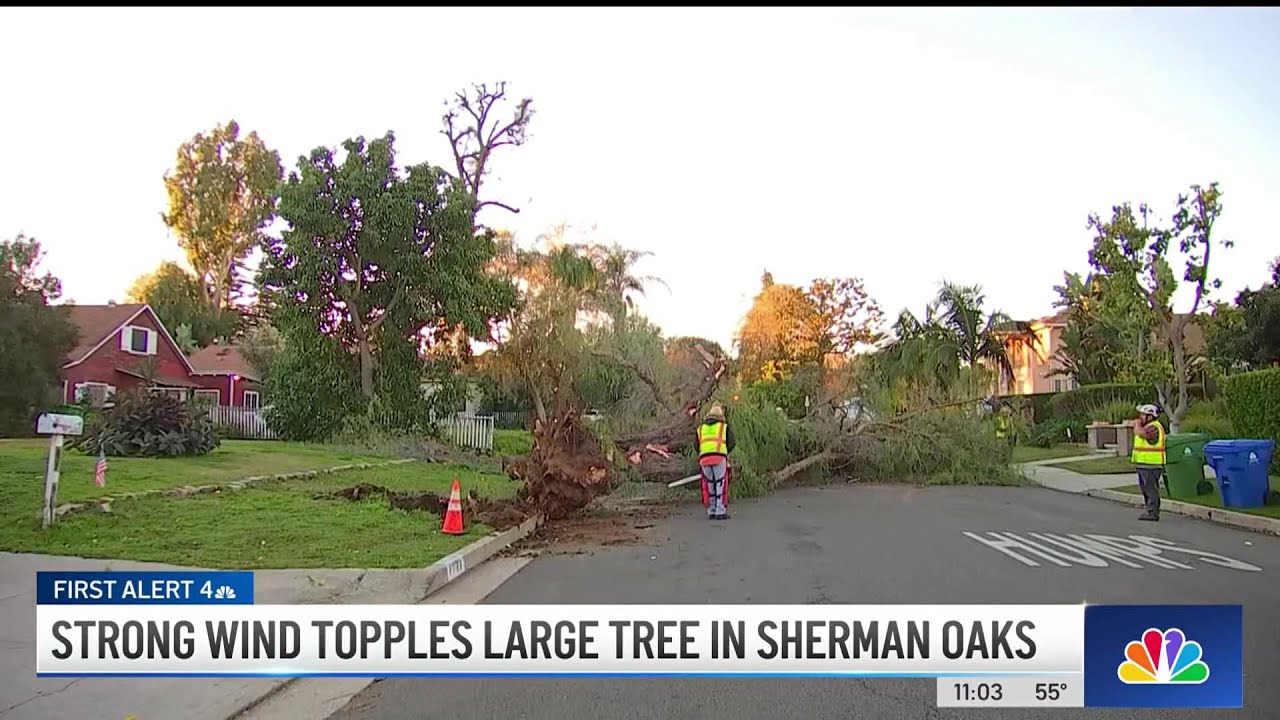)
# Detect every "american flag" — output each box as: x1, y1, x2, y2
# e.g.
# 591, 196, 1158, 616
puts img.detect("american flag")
94, 447, 107, 487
